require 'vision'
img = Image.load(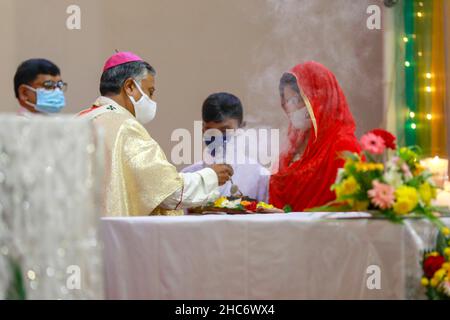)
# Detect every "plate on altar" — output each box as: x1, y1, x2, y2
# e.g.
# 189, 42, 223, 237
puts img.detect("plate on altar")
189, 196, 285, 215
